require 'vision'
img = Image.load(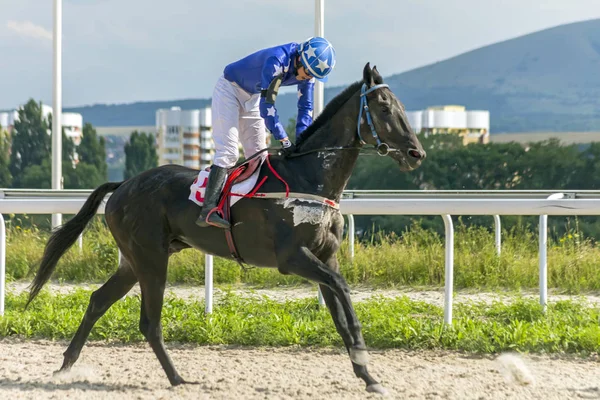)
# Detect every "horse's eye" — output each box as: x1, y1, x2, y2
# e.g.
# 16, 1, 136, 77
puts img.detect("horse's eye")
381, 106, 391, 114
